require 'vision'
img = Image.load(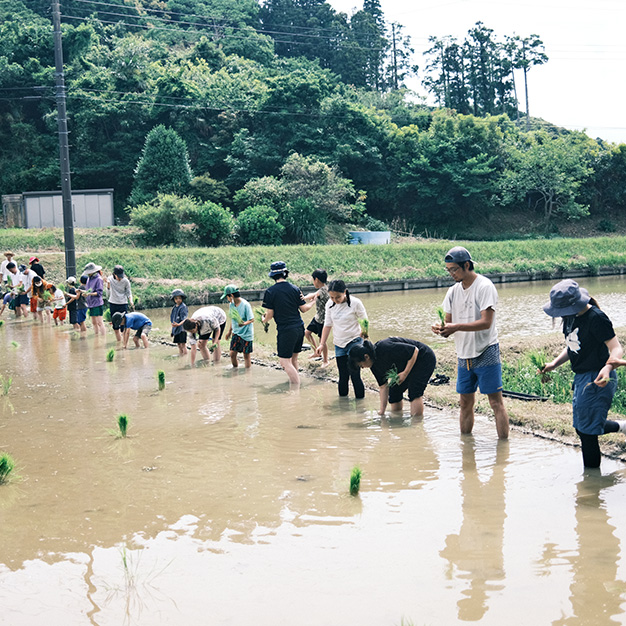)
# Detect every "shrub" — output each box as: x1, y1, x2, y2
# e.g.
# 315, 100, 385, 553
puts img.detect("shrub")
280, 198, 326, 244
189, 201, 235, 247
597, 219, 616, 233
189, 172, 231, 206
129, 194, 195, 246
233, 176, 287, 213
236, 205, 284, 246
